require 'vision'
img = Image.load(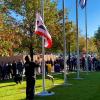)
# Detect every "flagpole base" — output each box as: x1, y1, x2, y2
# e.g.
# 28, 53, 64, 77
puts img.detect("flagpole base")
37, 91, 55, 96
74, 77, 83, 80
63, 82, 72, 86
53, 82, 72, 86
53, 83, 61, 86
